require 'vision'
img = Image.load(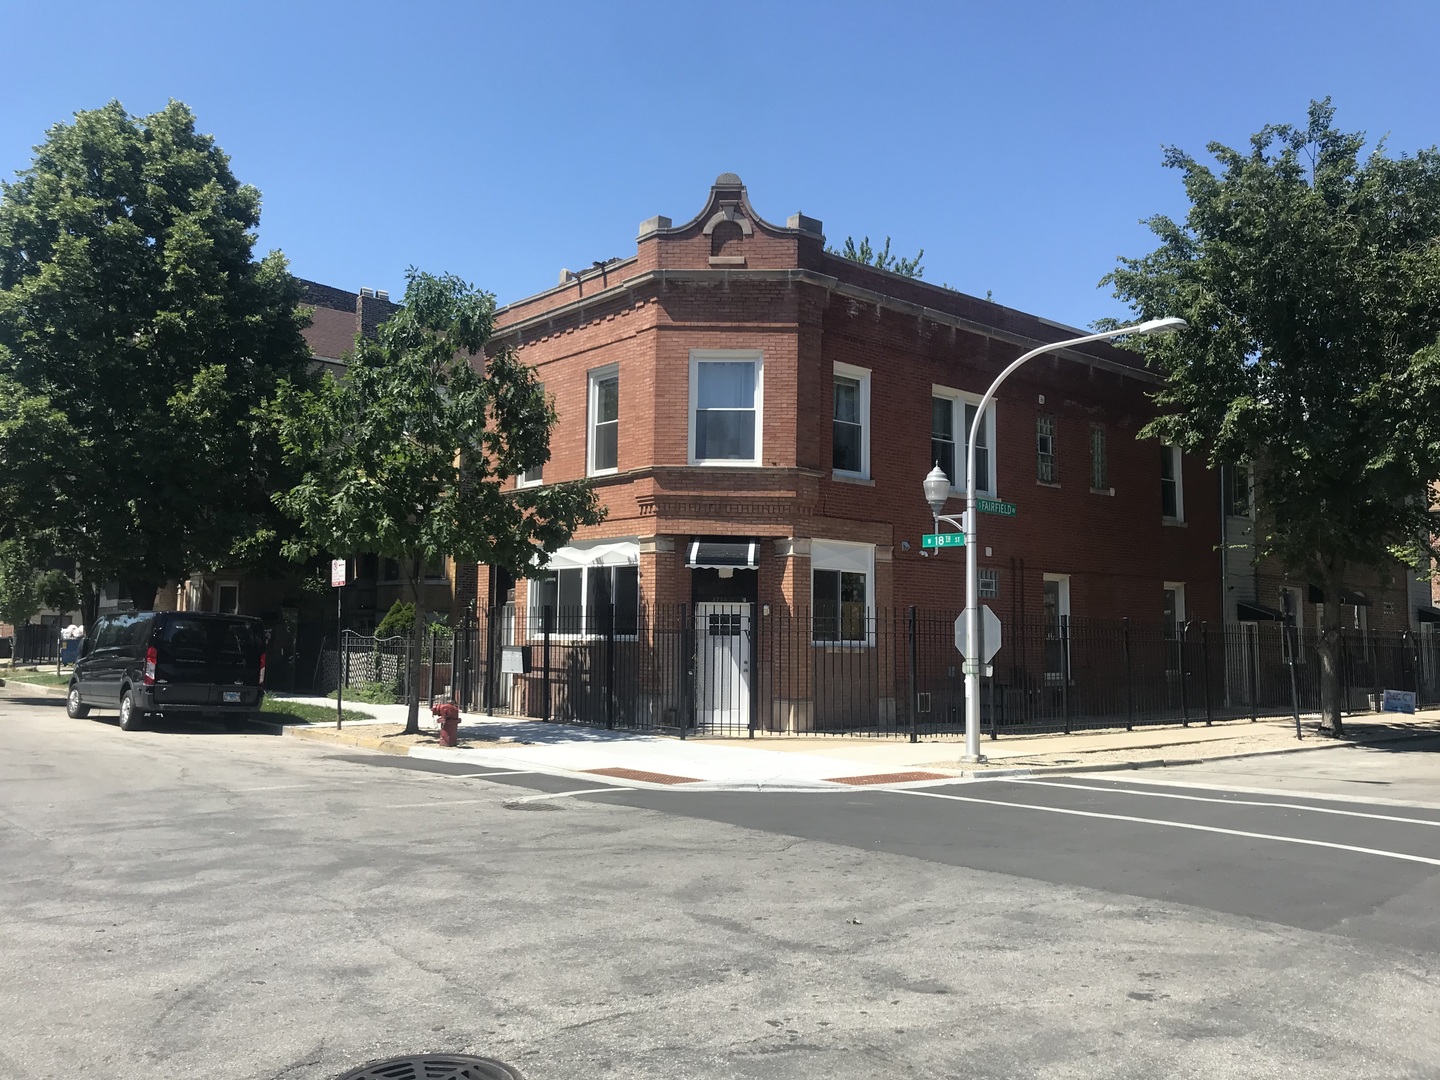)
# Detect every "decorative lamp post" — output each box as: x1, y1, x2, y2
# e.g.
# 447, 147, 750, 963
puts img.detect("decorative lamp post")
926, 317, 1187, 762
